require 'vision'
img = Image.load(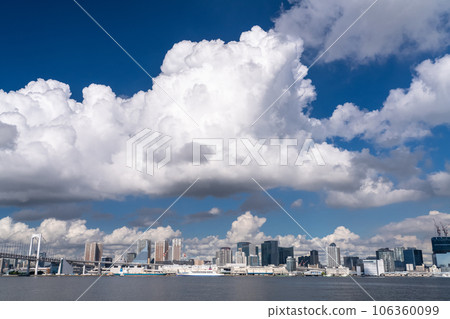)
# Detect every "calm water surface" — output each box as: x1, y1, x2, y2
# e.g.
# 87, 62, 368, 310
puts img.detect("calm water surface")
0, 276, 449, 301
